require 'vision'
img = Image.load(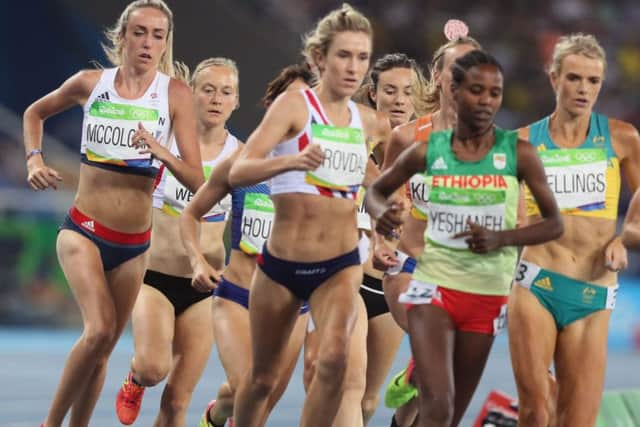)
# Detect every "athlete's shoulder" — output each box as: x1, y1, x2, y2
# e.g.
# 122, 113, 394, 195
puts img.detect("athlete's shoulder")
269, 89, 307, 114
515, 136, 536, 151
354, 102, 383, 128
516, 126, 530, 140
371, 109, 392, 136
75, 68, 103, 82
168, 76, 192, 97
389, 117, 419, 149
608, 117, 640, 142
68, 69, 102, 95
228, 132, 246, 146
258, 90, 308, 135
